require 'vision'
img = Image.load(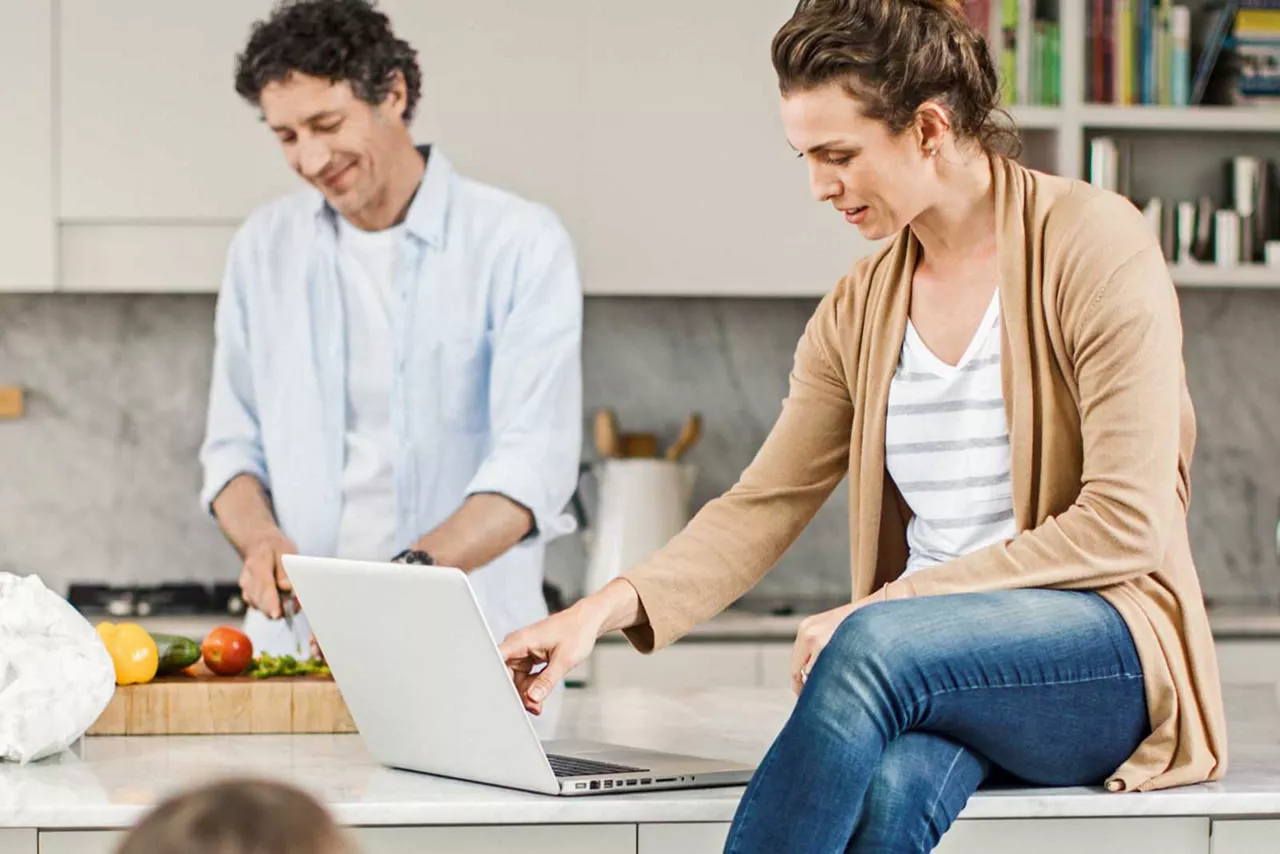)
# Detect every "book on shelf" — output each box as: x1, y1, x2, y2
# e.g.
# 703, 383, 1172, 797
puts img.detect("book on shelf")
1098, 153, 1280, 267
964, 0, 1061, 106
1089, 0, 1193, 106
